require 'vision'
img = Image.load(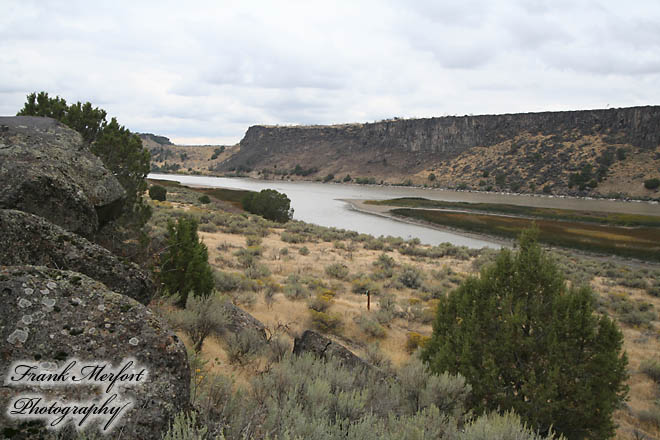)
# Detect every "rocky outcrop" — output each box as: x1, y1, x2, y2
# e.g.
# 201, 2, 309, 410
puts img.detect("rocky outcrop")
223, 301, 267, 340
0, 266, 189, 440
220, 106, 660, 177
0, 116, 125, 237
293, 330, 373, 371
0, 209, 154, 305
